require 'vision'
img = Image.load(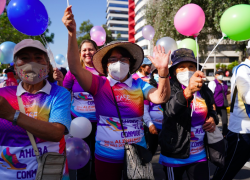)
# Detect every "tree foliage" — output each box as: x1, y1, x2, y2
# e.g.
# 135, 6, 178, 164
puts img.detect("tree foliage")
145, 0, 250, 59
76, 20, 115, 47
